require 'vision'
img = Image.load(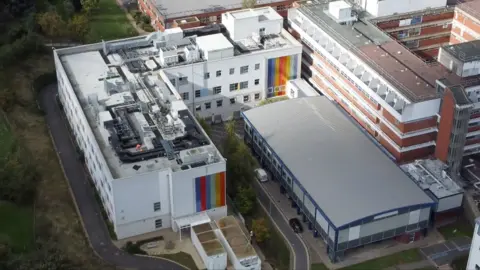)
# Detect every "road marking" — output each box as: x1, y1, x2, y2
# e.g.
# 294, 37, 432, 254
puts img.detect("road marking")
256, 181, 311, 270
